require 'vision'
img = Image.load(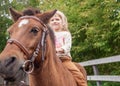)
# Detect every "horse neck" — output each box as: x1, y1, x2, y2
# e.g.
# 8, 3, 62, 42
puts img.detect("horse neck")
29, 36, 68, 86
42, 36, 64, 75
